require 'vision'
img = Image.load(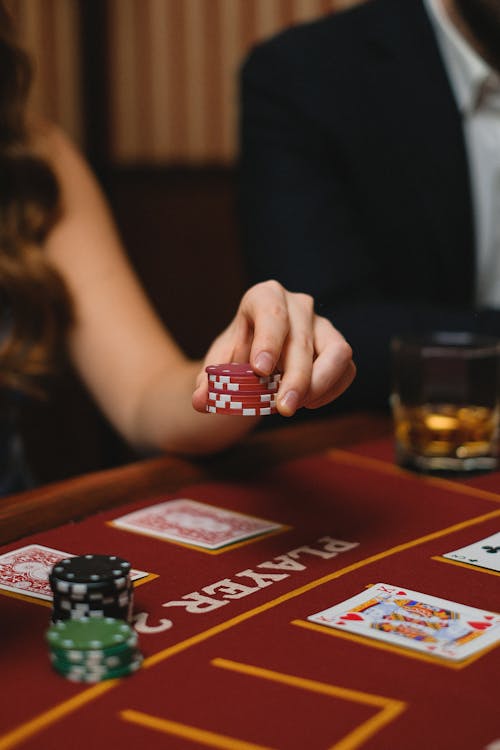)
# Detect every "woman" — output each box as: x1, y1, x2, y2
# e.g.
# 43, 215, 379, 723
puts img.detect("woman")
0, 2, 355, 494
